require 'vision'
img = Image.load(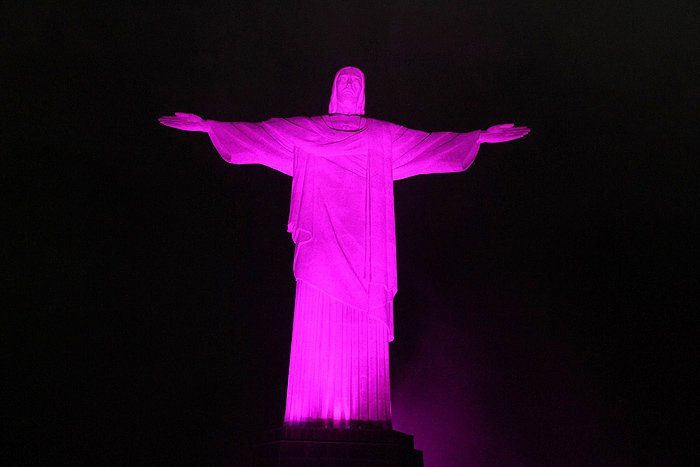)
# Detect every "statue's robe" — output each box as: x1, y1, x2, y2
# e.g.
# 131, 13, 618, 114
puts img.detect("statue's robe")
207, 116, 480, 428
